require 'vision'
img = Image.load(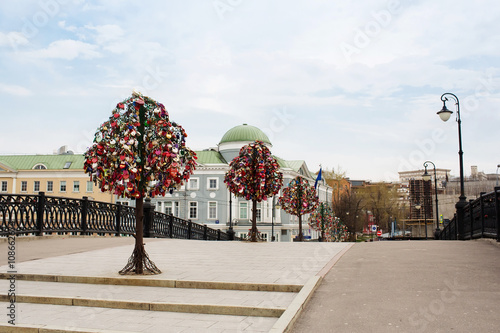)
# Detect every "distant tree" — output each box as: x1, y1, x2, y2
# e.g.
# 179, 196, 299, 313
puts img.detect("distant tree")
357, 183, 401, 233
279, 176, 318, 241
84, 91, 197, 274
224, 141, 283, 242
